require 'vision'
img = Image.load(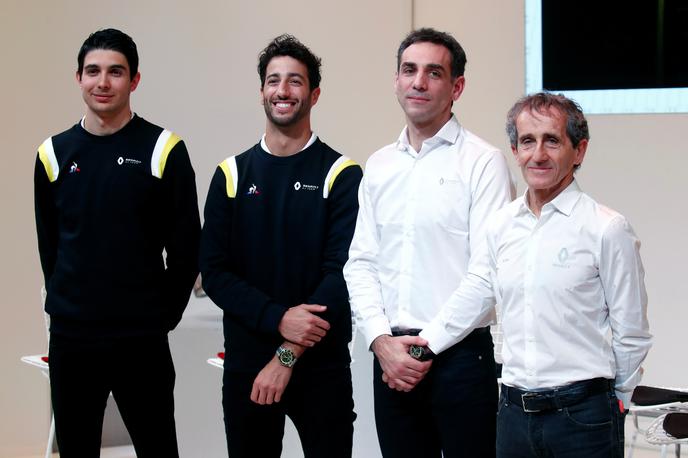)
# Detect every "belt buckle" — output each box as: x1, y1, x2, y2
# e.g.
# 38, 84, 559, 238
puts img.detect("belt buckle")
521, 392, 540, 413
